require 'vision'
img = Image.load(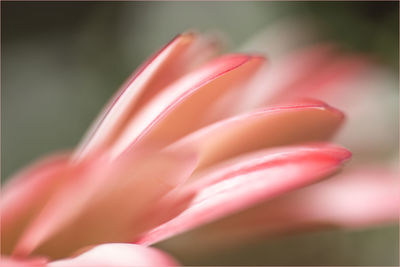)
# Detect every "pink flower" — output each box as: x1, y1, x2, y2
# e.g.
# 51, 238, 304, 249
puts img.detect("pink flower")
1, 31, 397, 266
